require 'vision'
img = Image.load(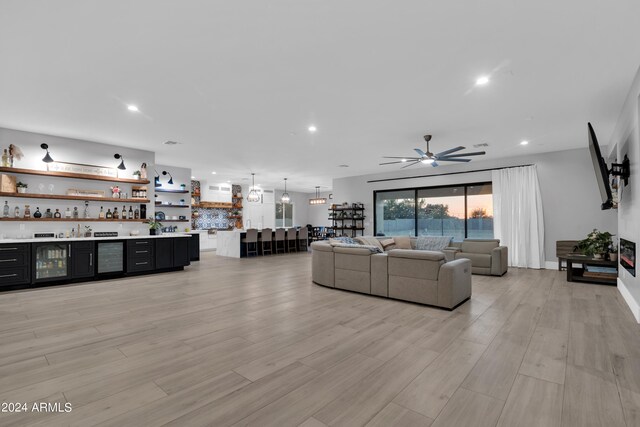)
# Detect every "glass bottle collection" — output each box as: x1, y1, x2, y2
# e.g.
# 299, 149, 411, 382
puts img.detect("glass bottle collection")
2, 201, 140, 220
